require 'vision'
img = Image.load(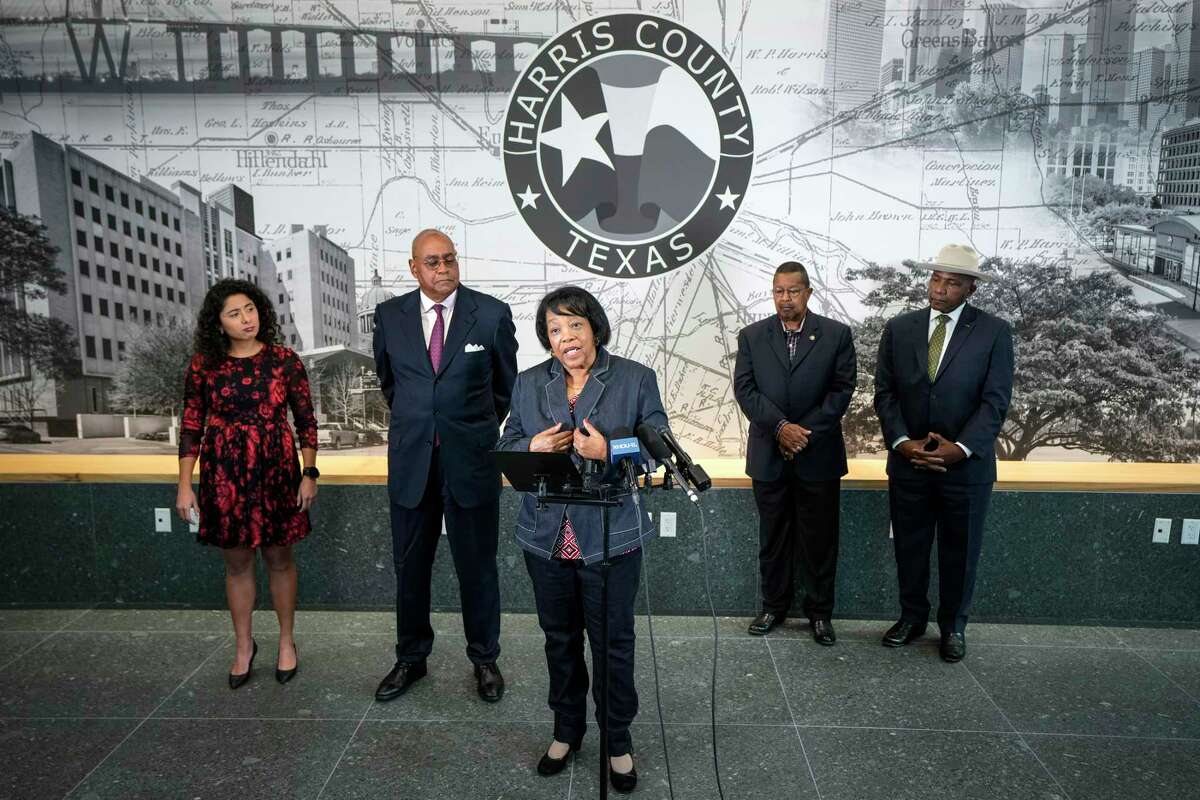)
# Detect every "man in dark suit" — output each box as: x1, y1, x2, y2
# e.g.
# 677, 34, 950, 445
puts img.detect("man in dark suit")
734, 261, 857, 645
873, 243, 1013, 662
372, 228, 519, 701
